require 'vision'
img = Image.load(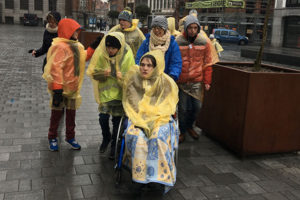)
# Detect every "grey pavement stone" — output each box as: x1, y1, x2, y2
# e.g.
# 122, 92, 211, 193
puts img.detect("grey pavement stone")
178, 187, 208, 200
9, 151, 40, 161
4, 190, 44, 200
238, 182, 266, 194
206, 173, 243, 185
0, 171, 6, 181
6, 168, 41, 180
82, 184, 105, 198
56, 174, 92, 186
0, 146, 21, 153
256, 180, 294, 192
68, 186, 84, 199
263, 192, 289, 200
0, 180, 19, 193
233, 171, 260, 182
200, 185, 238, 199
0, 154, 9, 162
0, 161, 20, 170
0, 194, 3, 200
18, 179, 32, 192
